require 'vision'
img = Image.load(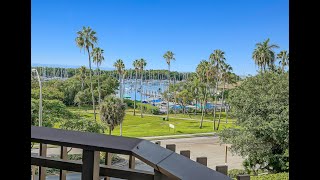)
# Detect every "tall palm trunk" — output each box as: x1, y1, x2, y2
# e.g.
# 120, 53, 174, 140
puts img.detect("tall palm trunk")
119, 73, 123, 136
119, 74, 122, 99
225, 105, 228, 123
174, 91, 177, 116
200, 83, 208, 128
213, 78, 218, 130
140, 70, 143, 118
200, 101, 205, 128
217, 79, 226, 130
194, 98, 197, 115
166, 65, 170, 120
133, 70, 138, 116
97, 66, 101, 104
87, 48, 96, 120
122, 75, 125, 99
